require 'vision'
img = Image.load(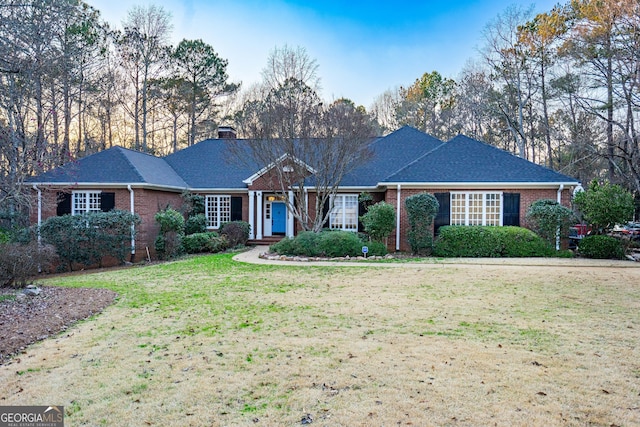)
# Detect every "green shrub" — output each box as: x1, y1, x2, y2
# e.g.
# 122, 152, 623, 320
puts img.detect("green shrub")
292, 231, 323, 256
155, 208, 185, 234
219, 221, 251, 247
405, 193, 439, 255
182, 232, 228, 254
578, 235, 626, 259
433, 226, 554, 258
185, 214, 207, 235
154, 208, 185, 260
526, 199, 576, 247
573, 180, 634, 234
361, 201, 396, 243
40, 210, 140, 270
0, 229, 9, 244
271, 231, 387, 257
318, 231, 364, 257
